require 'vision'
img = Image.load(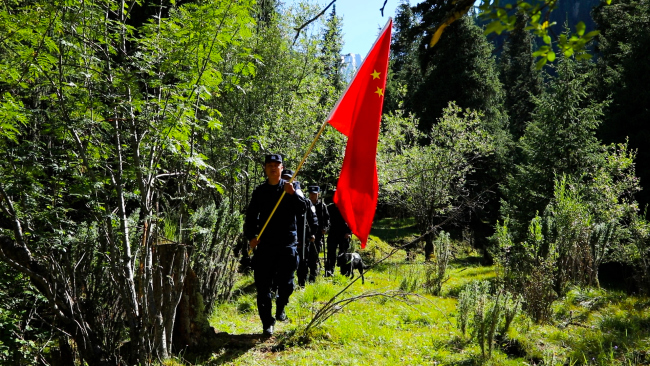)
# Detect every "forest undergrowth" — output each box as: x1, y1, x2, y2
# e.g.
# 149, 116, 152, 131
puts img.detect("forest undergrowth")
165, 220, 650, 366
